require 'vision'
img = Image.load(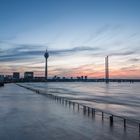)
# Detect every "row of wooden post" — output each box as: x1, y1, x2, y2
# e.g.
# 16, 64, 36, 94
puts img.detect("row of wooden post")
17, 84, 140, 135
47, 93, 130, 130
